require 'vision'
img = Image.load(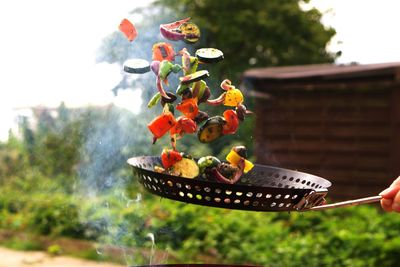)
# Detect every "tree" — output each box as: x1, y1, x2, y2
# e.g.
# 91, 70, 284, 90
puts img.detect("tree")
156, 0, 337, 81
96, 0, 337, 157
